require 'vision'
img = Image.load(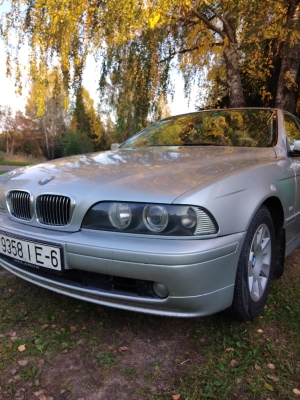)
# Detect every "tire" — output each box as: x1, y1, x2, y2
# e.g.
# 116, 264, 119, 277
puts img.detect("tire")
231, 206, 275, 321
